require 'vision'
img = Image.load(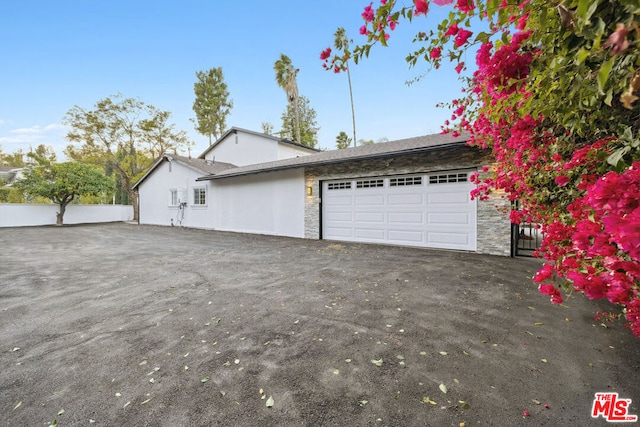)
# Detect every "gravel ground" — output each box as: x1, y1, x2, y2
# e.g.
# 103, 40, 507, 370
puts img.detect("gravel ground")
1, 223, 639, 426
